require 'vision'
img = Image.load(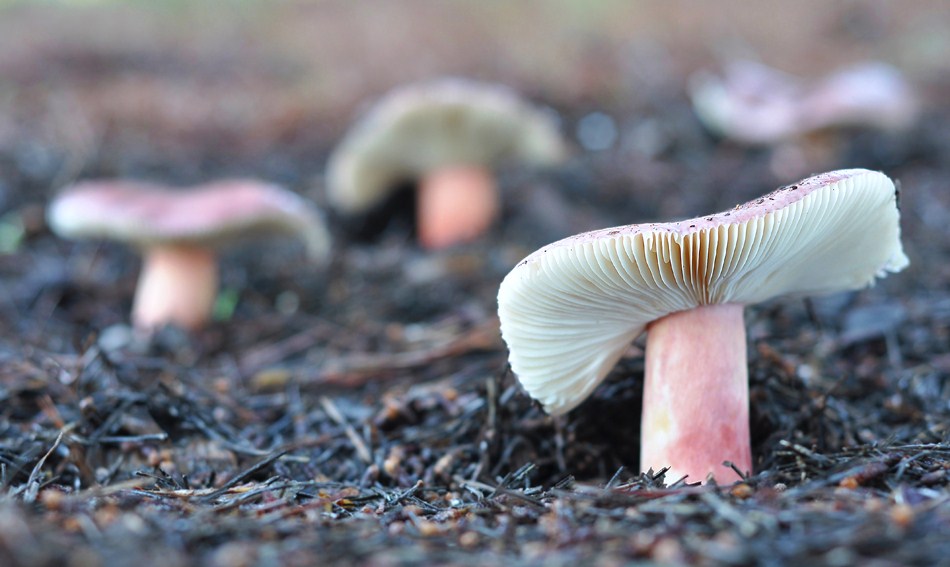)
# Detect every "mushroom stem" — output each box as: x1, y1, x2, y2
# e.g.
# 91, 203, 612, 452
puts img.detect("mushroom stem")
641, 303, 751, 483
132, 245, 218, 330
417, 165, 499, 250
